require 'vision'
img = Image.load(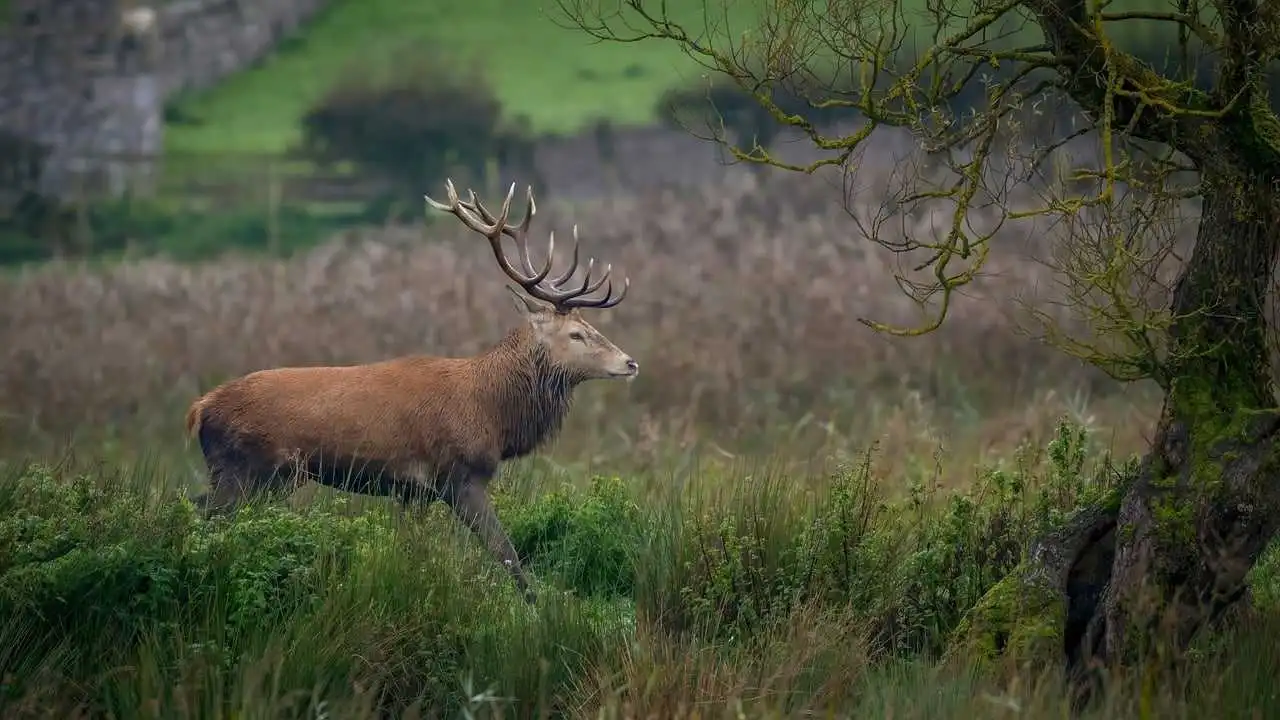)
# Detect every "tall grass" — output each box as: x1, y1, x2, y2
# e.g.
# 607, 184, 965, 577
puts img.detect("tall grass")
1, 421, 1277, 717
0, 169, 1160, 459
